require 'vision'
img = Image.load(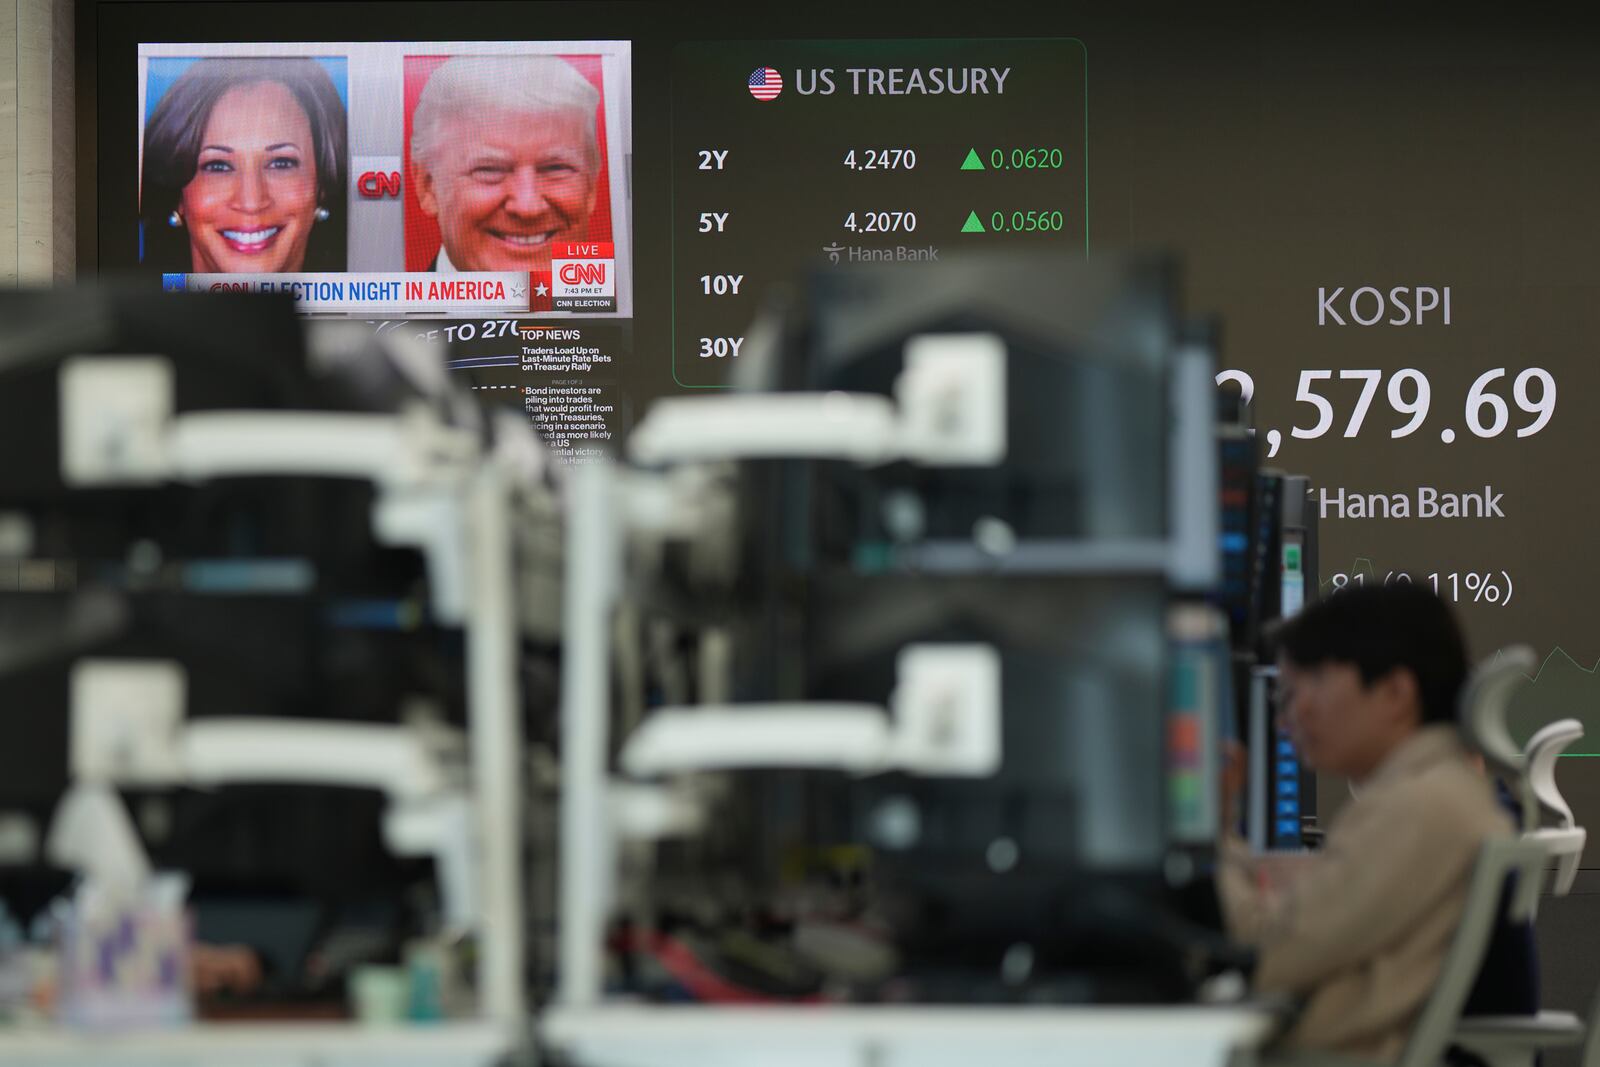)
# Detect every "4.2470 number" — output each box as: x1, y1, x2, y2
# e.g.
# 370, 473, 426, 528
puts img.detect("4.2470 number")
843, 149, 917, 170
